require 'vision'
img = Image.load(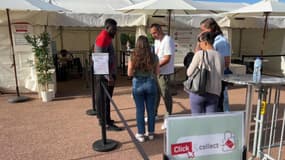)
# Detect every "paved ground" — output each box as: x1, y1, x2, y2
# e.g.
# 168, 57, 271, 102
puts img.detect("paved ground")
1, 74, 285, 160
